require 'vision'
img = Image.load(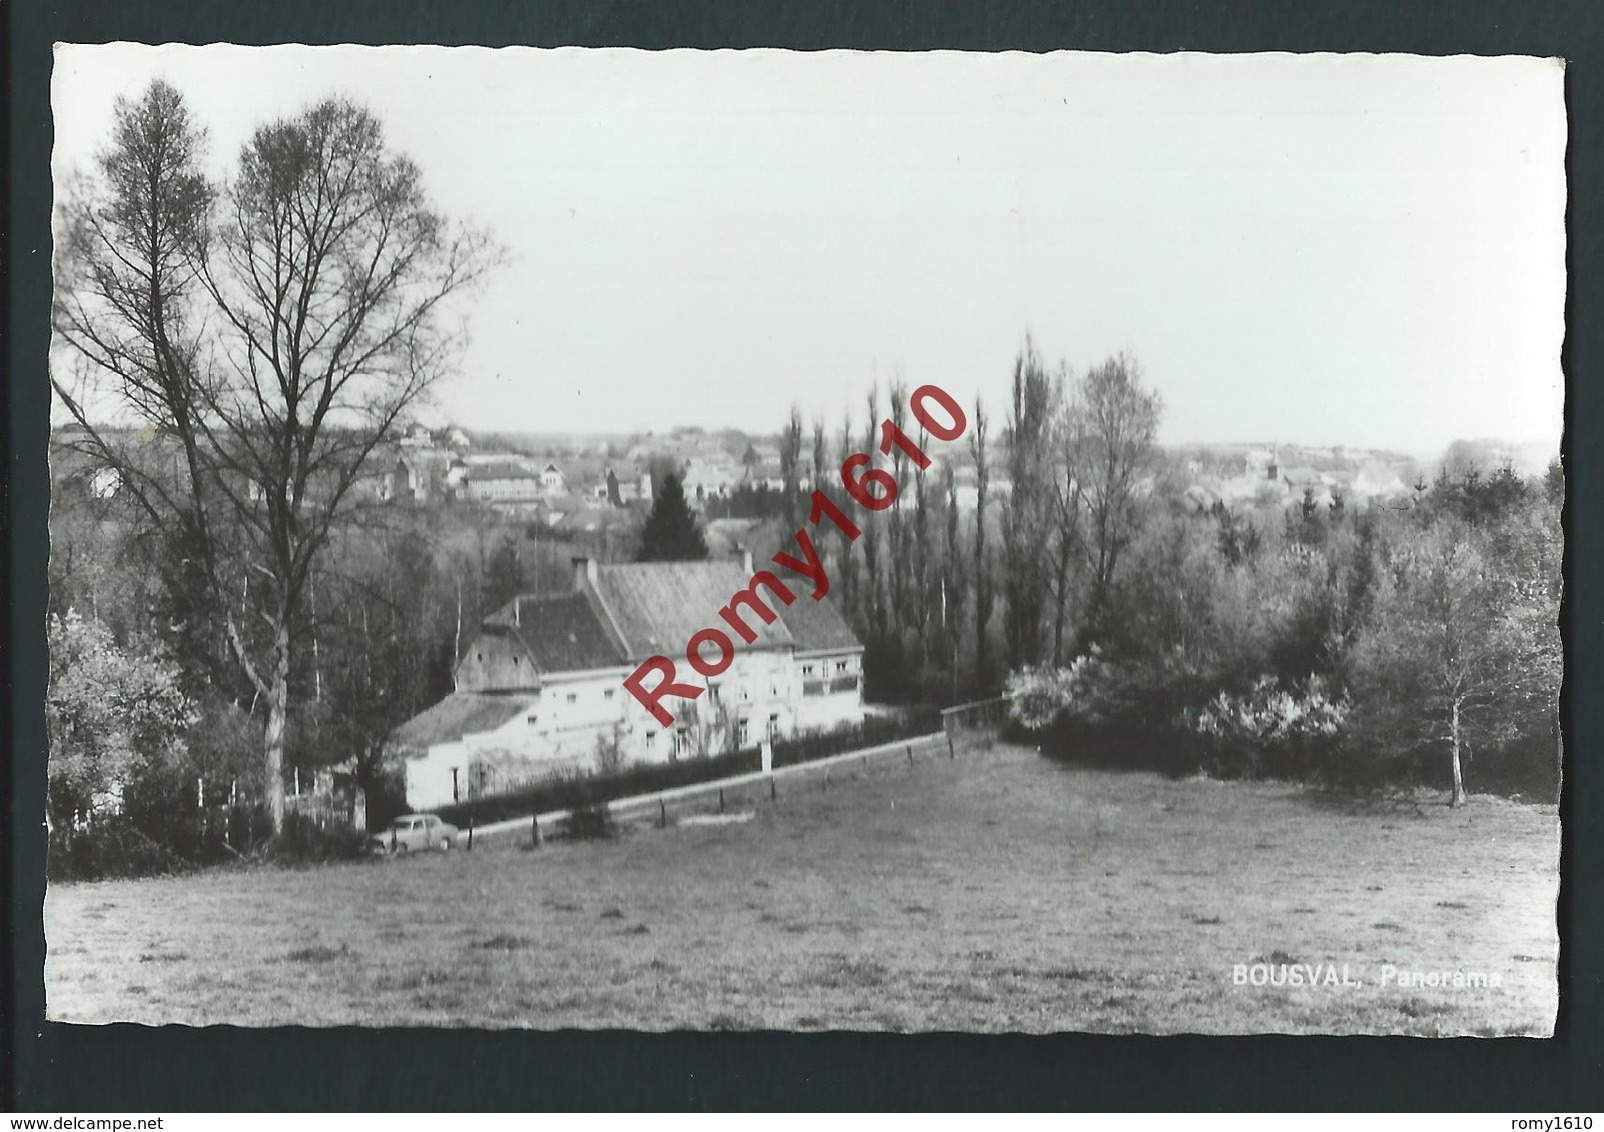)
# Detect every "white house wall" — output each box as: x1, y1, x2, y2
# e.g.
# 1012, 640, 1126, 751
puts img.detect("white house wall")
795, 650, 866, 733
404, 649, 867, 811
405, 739, 468, 811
